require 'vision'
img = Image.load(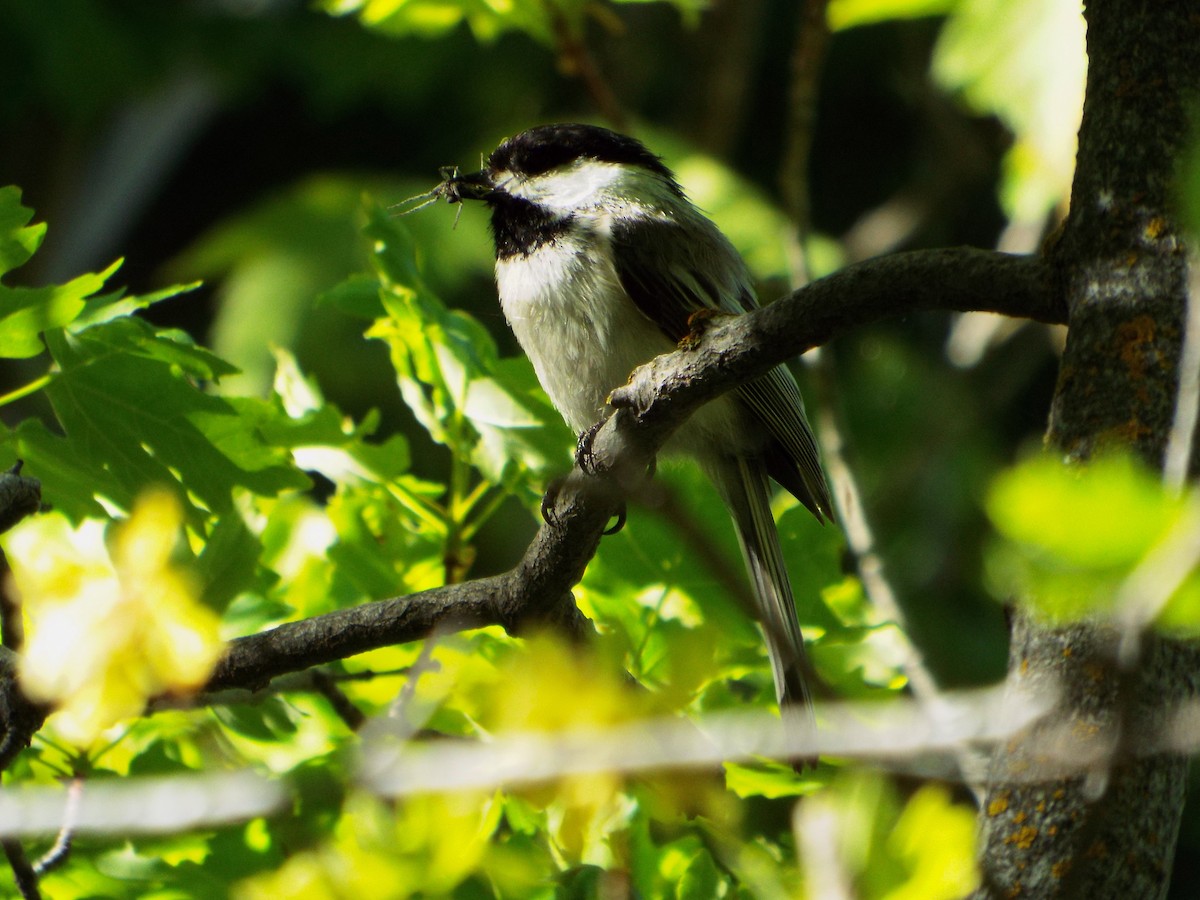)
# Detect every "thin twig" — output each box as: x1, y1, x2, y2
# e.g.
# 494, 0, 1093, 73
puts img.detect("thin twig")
779, 0, 830, 285
31, 778, 80, 877
1164, 244, 1200, 488
309, 670, 366, 732
548, 5, 626, 131
2, 838, 40, 899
